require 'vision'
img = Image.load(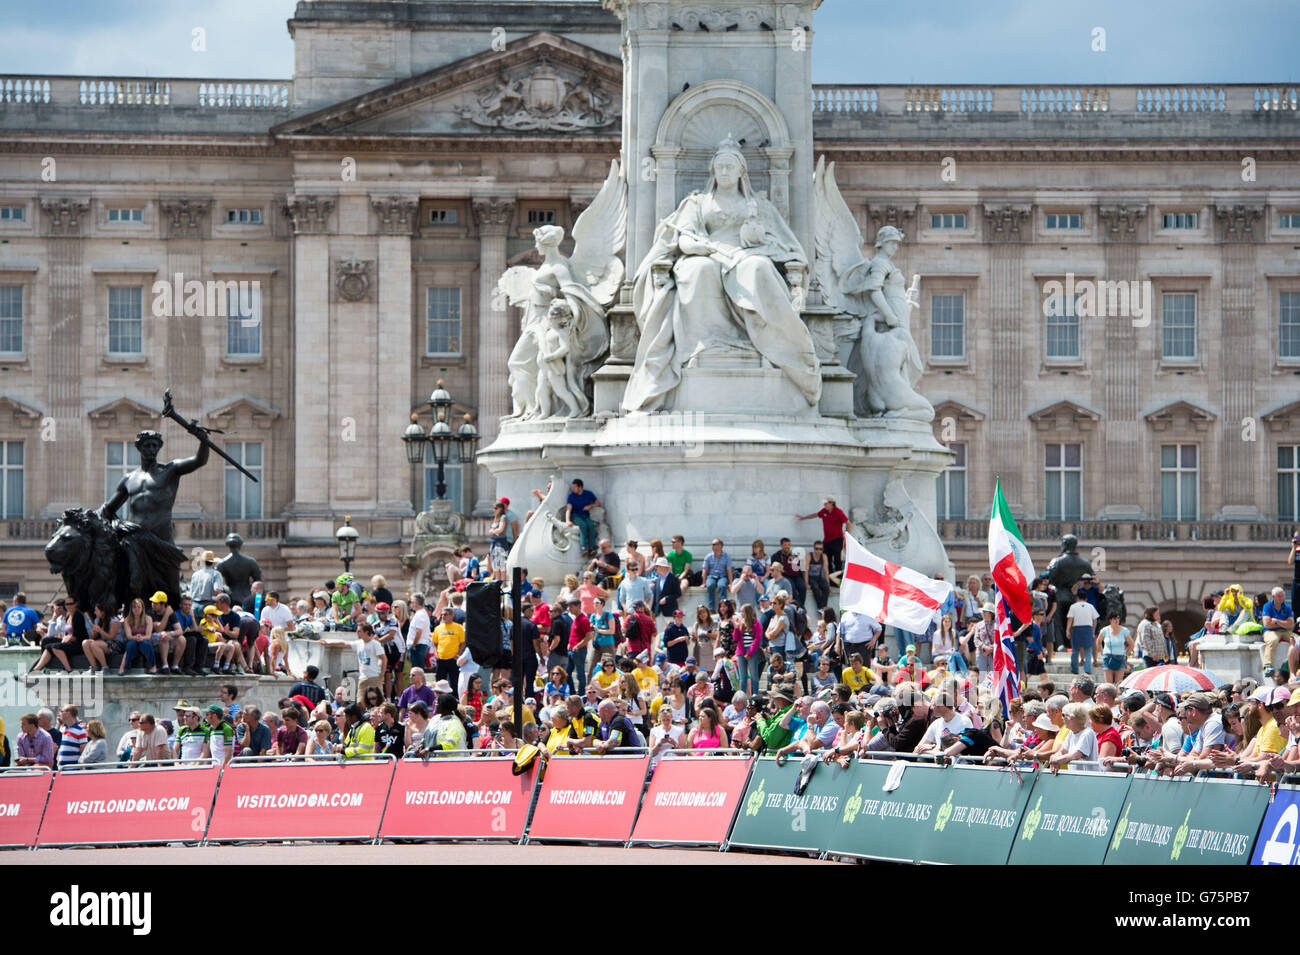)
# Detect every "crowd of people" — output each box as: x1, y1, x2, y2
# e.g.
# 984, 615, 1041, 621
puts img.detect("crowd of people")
2, 488, 1296, 787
